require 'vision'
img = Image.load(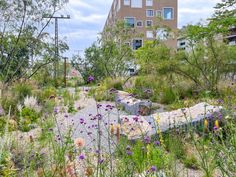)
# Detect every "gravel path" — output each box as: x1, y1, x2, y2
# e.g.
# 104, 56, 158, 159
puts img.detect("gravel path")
56, 88, 127, 151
